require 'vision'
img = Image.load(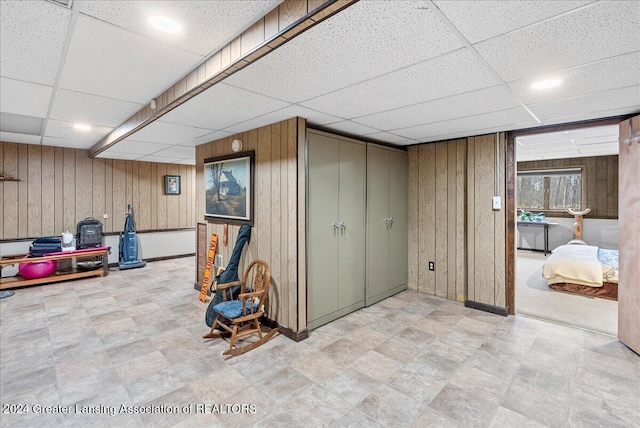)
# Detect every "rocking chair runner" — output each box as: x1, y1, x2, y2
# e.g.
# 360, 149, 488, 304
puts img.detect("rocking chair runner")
203, 259, 278, 356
